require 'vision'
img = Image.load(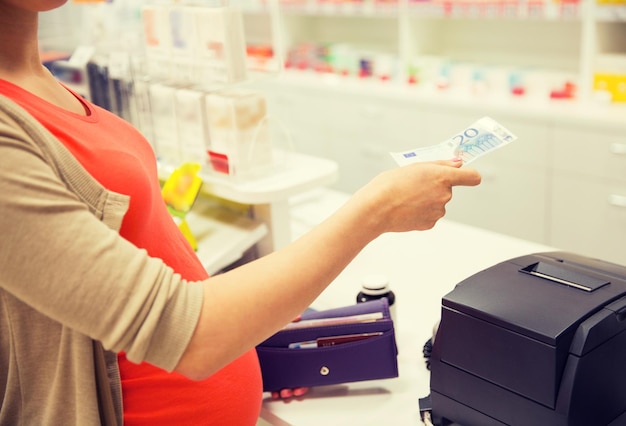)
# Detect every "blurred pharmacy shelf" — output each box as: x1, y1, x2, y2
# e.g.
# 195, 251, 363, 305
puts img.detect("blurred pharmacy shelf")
196, 151, 339, 204
159, 151, 338, 205
241, 0, 626, 104
185, 196, 268, 275
595, 5, 626, 21
160, 152, 339, 257
258, 69, 626, 127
